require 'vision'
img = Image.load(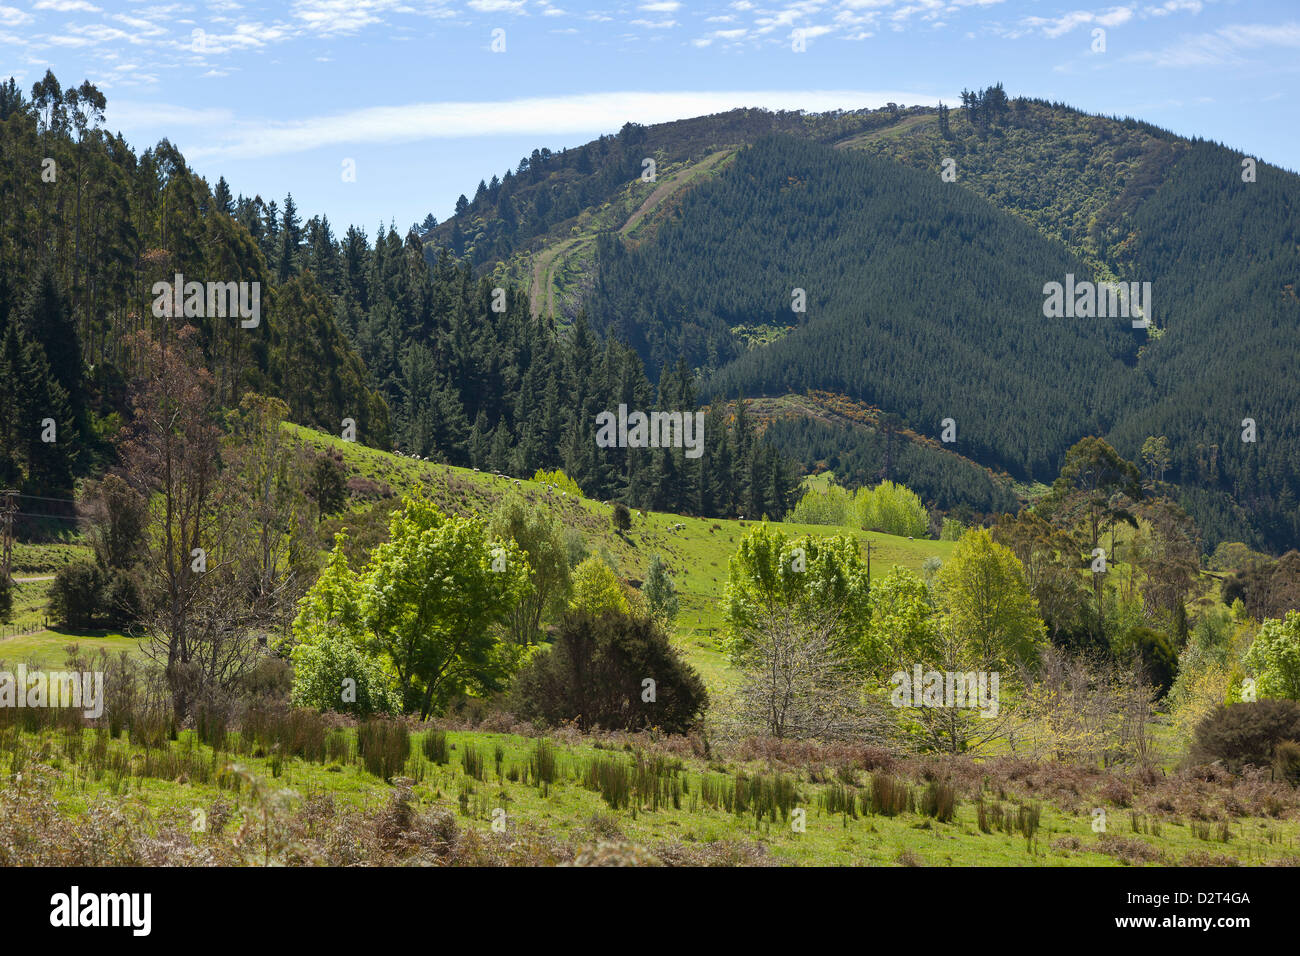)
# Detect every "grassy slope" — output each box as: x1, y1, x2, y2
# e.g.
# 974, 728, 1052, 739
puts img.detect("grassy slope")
2, 424, 947, 685
292, 423, 950, 691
